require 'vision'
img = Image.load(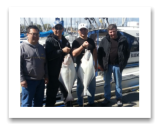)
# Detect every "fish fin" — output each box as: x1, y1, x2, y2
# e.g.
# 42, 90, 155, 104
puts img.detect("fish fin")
83, 90, 92, 97
65, 93, 74, 102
